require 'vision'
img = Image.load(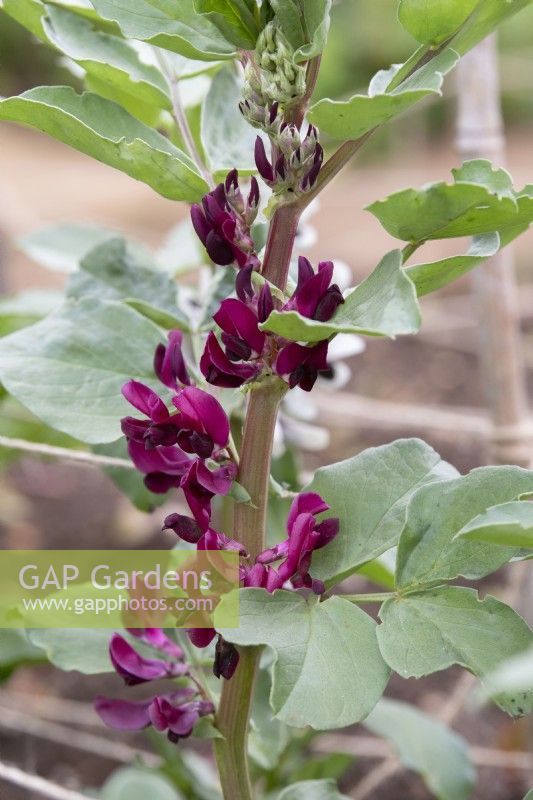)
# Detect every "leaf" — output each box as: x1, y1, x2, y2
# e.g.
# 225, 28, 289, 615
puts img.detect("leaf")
18, 222, 130, 273
193, 0, 258, 49
200, 66, 259, 177
364, 698, 475, 800
249, 666, 290, 770
396, 466, 533, 590
0, 86, 208, 202
523, 793, 533, 800
307, 48, 458, 140
101, 767, 184, 800
67, 238, 190, 331
289, 754, 352, 785
94, 439, 166, 513
89, 0, 235, 60
455, 501, 533, 548
269, 0, 332, 62
406, 233, 500, 297
29, 628, 114, 673
481, 647, 533, 701
216, 590, 390, 729
0, 298, 168, 444
450, 0, 533, 56
0, 630, 45, 679
277, 780, 350, 800
0, 0, 50, 40
377, 586, 533, 716
260, 250, 421, 344
43, 5, 171, 112
398, 0, 479, 46
303, 438, 456, 588
0, 290, 63, 336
